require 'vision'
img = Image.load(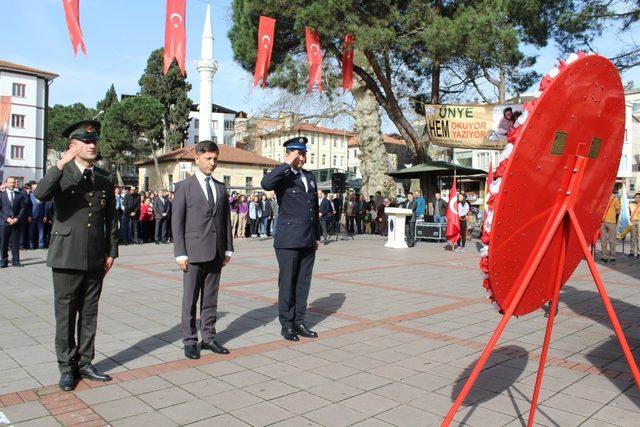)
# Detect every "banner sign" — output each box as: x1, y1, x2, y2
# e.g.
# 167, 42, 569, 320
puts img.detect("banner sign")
424, 103, 522, 149
0, 96, 11, 182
